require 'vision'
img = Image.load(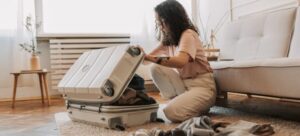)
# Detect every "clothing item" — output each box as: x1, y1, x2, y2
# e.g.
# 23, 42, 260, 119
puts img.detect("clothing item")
150, 64, 186, 99
130, 128, 185, 136
112, 88, 156, 106
214, 120, 275, 136
176, 29, 213, 78
130, 116, 275, 136
151, 64, 216, 122
176, 116, 215, 136
128, 74, 146, 92
157, 29, 213, 79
